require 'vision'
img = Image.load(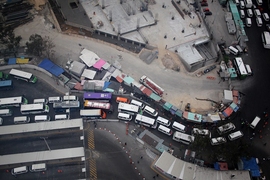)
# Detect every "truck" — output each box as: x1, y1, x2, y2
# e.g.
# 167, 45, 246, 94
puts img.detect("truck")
84, 100, 113, 113
139, 75, 164, 96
